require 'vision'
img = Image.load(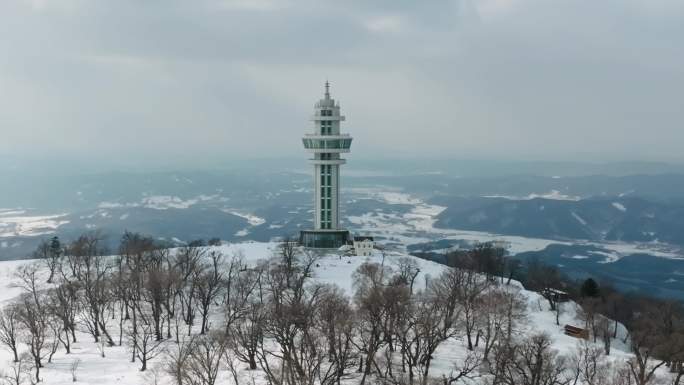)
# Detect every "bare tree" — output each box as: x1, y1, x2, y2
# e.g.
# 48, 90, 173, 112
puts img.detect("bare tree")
16, 295, 50, 383
457, 269, 489, 351
578, 297, 602, 344
428, 268, 463, 341
12, 262, 53, 384
317, 286, 358, 385
493, 333, 571, 385
569, 341, 612, 385
128, 317, 165, 372
595, 316, 613, 356
525, 258, 564, 313
69, 232, 116, 346
627, 352, 664, 385
185, 333, 226, 385
0, 354, 31, 385
0, 305, 20, 363
174, 245, 205, 337
223, 346, 242, 385
142, 248, 170, 341
96, 337, 108, 359
164, 337, 193, 385
70, 359, 81, 382
230, 297, 266, 371
393, 289, 453, 385
119, 231, 157, 362
254, 246, 328, 385
222, 252, 256, 333
34, 238, 61, 284
479, 288, 526, 365
504, 258, 521, 286
626, 301, 679, 385
46, 280, 80, 354
353, 264, 391, 385
14, 263, 44, 314
353, 261, 392, 296
469, 243, 506, 282
394, 257, 421, 295
160, 257, 183, 342
46, 316, 63, 363
194, 251, 224, 335
439, 350, 483, 385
